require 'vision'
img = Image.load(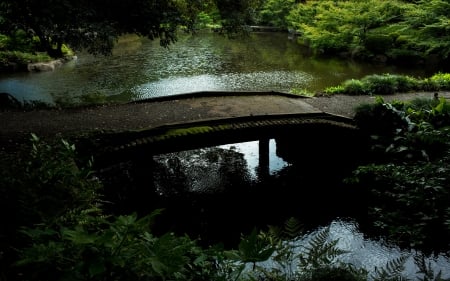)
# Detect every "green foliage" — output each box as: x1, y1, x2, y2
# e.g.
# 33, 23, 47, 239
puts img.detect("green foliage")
196, 11, 217, 28
323, 85, 345, 95
286, 0, 450, 63
17, 210, 216, 281
0, 0, 261, 56
0, 135, 223, 281
225, 228, 275, 271
4, 29, 35, 52
0, 134, 100, 228
287, 0, 410, 56
406, 0, 450, 59
364, 34, 393, 54
415, 254, 450, 281
341, 79, 367, 95
324, 73, 442, 96
0, 33, 8, 50
0, 50, 51, 67
259, 0, 296, 29
289, 88, 316, 97
302, 266, 367, 281
361, 74, 402, 95
350, 98, 450, 251
371, 255, 410, 281
0, 134, 102, 279
430, 72, 450, 90
298, 226, 348, 272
